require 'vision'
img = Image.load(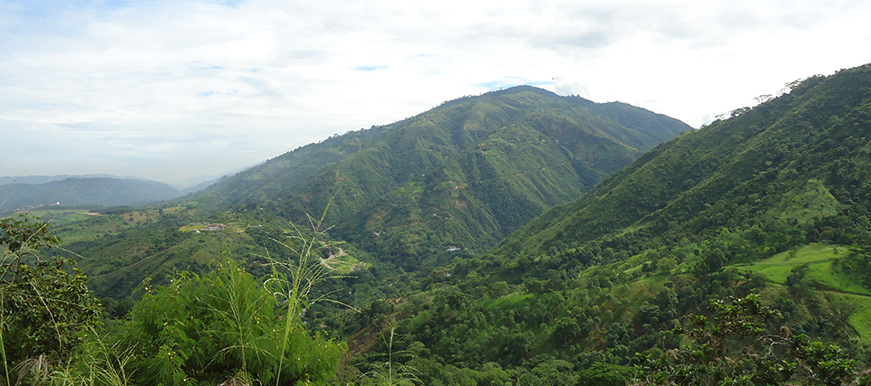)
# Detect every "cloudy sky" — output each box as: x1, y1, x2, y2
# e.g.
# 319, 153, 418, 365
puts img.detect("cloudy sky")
2, 0, 870, 184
